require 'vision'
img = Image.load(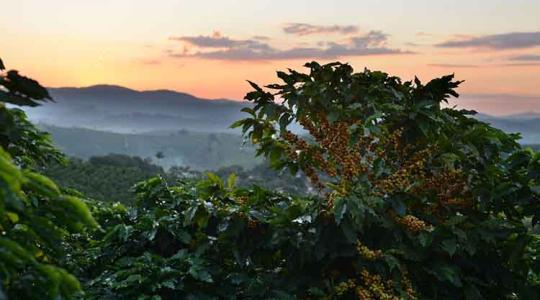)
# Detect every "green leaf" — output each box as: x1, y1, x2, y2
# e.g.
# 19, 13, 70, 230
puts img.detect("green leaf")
6, 212, 19, 223
161, 280, 177, 290
418, 232, 433, 247
0, 91, 41, 106
23, 170, 61, 196
230, 119, 245, 129
530, 184, 540, 195
206, 172, 223, 188
227, 173, 237, 189
341, 220, 357, 243
240, 107, 255, 116
441, 239, 457, 257
383, 254, 400, 272
246, 80, 262, 92
189, 264, 213, 283
432, 265, 462, 287
308, 287, 325, 297
4, 70, 52, 101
